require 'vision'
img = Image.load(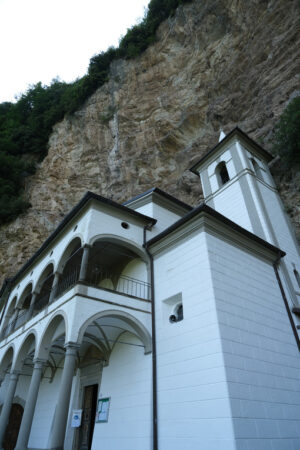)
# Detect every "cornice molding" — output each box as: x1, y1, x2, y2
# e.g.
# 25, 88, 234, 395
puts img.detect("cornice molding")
149, 212, 282, 264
